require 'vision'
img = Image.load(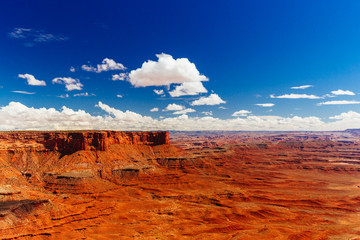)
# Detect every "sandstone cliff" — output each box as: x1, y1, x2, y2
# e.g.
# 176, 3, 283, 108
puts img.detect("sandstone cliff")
0, 131, 169, 154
